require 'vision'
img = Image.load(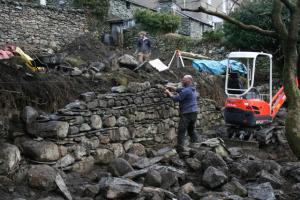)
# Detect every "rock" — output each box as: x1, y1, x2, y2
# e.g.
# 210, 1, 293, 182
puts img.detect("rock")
73, 145, 87, 160
133, 157, 163, 169
89, 62, 106, 71
103, 116, 117, 127
110, 143, 125, 158
127, 81, 151, 93
27, 165, 57, 190
54, 154, 75, 169
22, 106, 38, 124
71, 67, 82, 76
144, 169, 162, 187
109, 158, 134, 177
27, 121, 69, 138
247, 182, 275, 200
109, 127, 130, 142
195, 150, 228, 172
150, 165, 185, 180
181, 183, 195, 195
118, 54, 138, 68
228, 147, 243, 159
178, 193, 193, 200
142, 187, 176, 199
122, 168, 149, 179
21, 139, 60, 162
165, 127, 176, 141
55, 173, 72, 200
128, 143, 145, 156
90, 115, 102, 129
124, 153, 140, 165
72, 156, 95, 174
98, 177, 142, 199
116, 116, 129, 126
123, 140, 133, 152
222, 179, 247, 197
185, 158, 201, 171
258, 170, 284, 189
65, 100, 87, 110
160, 171, 178, 189
111, 85, 127, 93
0, 143, 21, 175
83, 184, 100, 198
94, 148, 114, 164
80, 123, 91, 132
202, 166, 228, 189
80, 92, 96, 102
